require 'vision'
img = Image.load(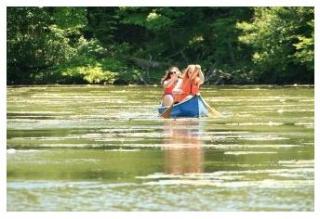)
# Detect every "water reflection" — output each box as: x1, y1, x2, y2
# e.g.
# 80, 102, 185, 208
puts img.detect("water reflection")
163, 119, 204, 174
7, 86, 314, 211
